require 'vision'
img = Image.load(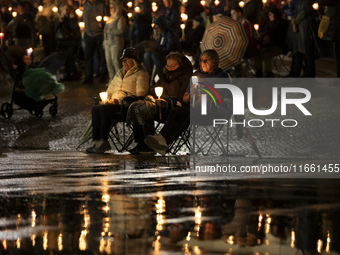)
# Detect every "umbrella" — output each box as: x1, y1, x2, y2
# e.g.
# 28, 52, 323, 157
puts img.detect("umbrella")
200, 16, 248, 72
37, 51, 68, 75
77, 120, 93, 149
